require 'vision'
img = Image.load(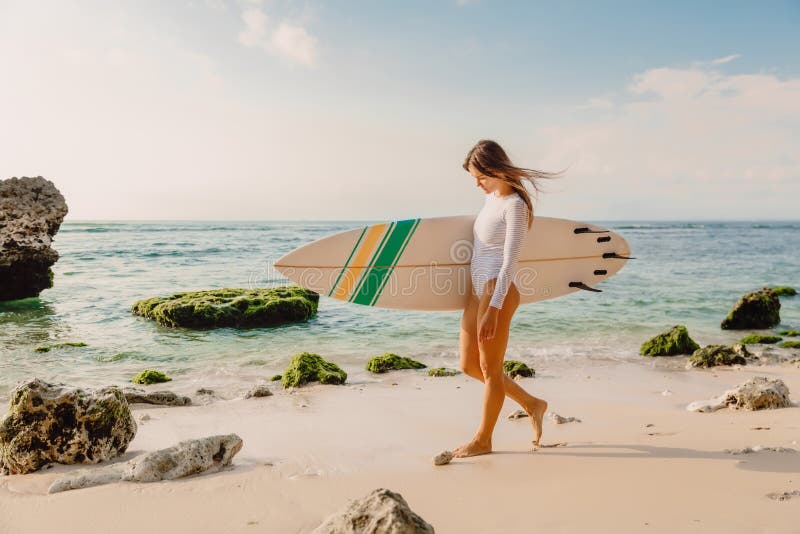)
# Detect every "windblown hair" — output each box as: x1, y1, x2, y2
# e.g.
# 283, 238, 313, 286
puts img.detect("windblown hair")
462, 139, 566, 230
